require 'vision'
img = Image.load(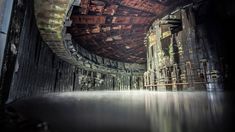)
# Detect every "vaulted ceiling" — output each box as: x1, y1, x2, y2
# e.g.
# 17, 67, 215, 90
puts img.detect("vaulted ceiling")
67, 0, 190, 63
